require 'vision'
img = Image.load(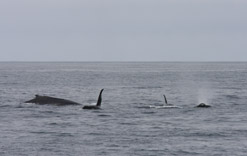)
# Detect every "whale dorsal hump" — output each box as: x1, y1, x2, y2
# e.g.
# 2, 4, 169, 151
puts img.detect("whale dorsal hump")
197, 103, 211, 108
